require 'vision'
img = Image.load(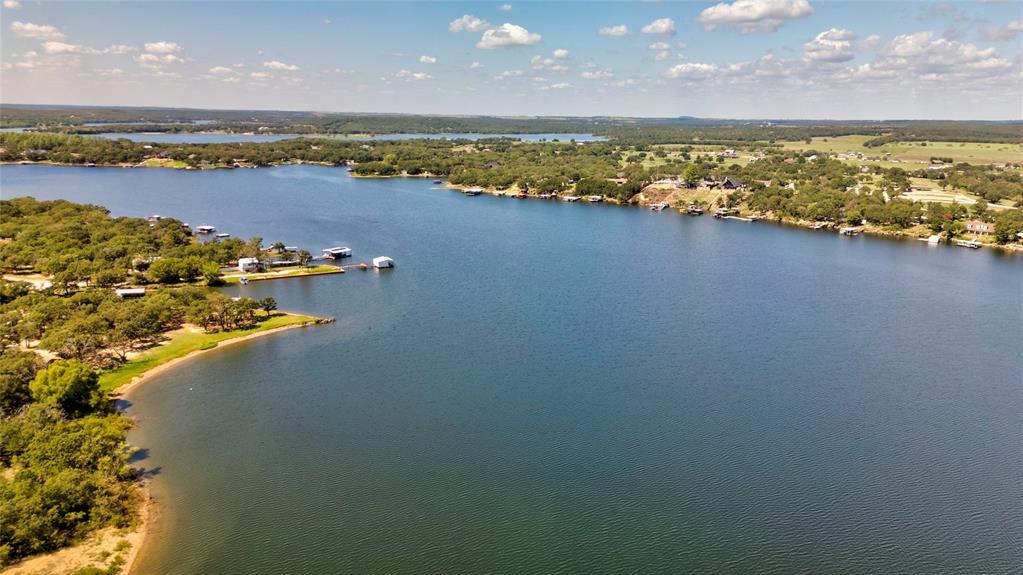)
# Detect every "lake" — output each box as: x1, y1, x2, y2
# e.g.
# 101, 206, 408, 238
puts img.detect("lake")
2, 164, 1021, 574
1, 129, 605, 144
